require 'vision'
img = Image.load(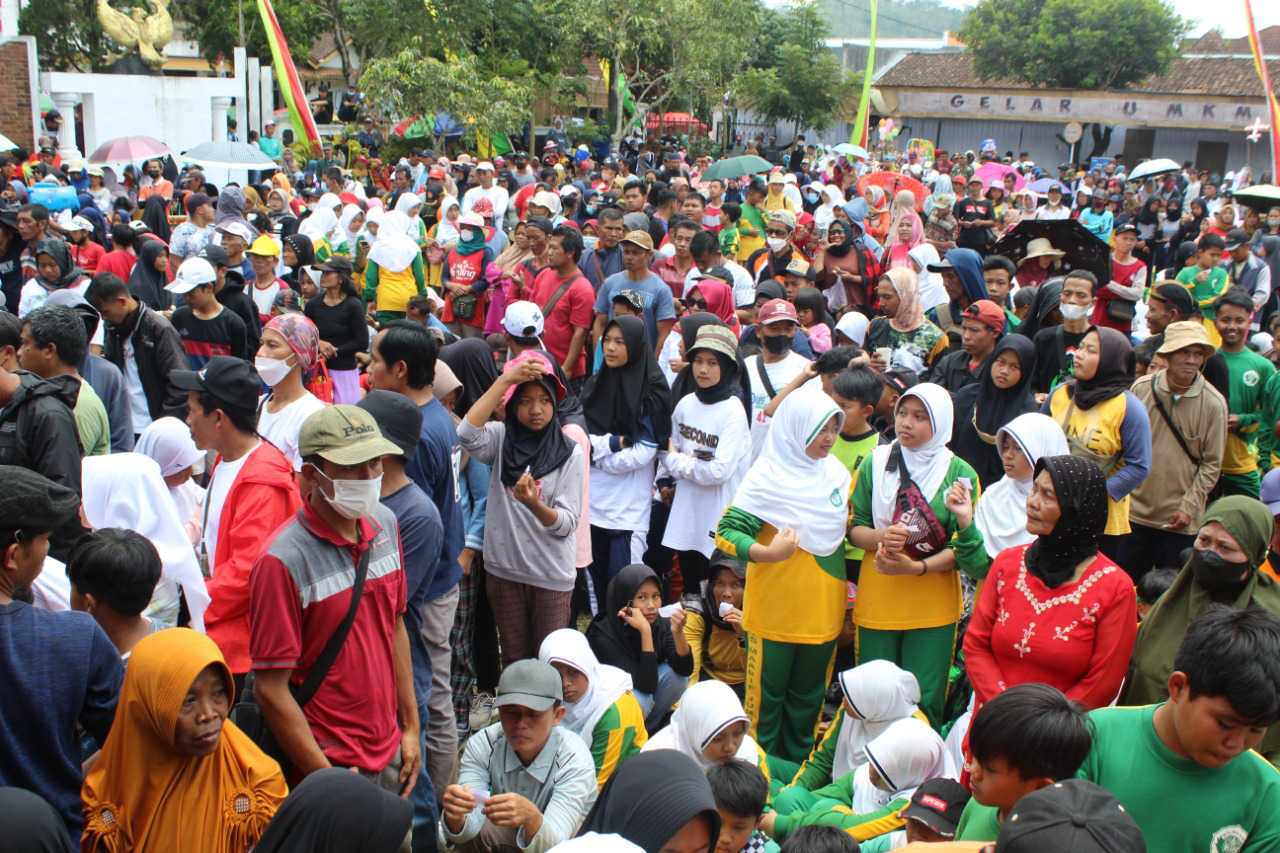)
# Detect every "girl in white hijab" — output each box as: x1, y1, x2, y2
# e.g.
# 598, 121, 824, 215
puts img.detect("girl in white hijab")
972, 413, 1069, 558
81, 452, 211, 630
907, 242, 946, 312
134, 417, 207, 548
641, 679, 762, 772
834, 311, 870, 347
539, 629, 648, 788
393, 191, 427, 245
338, 203, 365, 253
316, 192, 342, 212
434, 196, 463, 247
298, 207, 340, 261
848, 383, 984, 726
814, 184, 845, 233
